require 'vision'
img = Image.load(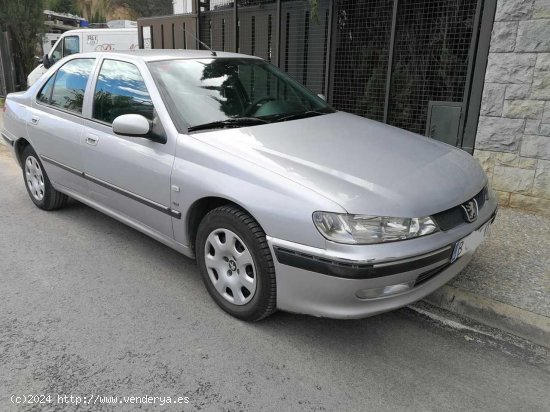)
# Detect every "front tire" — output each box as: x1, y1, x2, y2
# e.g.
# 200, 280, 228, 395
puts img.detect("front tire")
196, 205, 277, 321
21, 145, 68, 210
